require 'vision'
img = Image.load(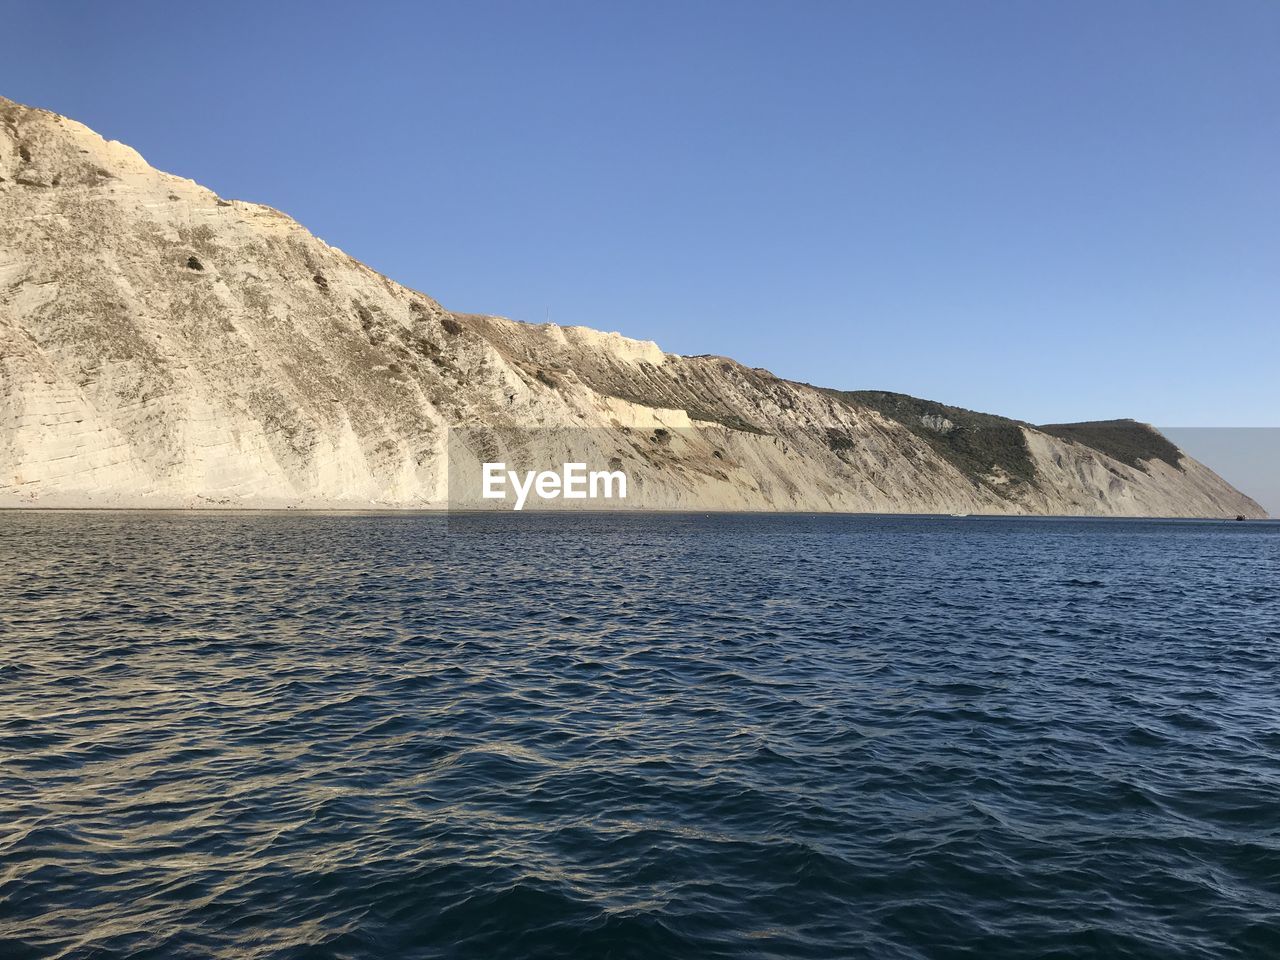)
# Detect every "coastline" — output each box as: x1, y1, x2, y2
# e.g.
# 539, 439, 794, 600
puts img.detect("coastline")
2, 501, 1270, 520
